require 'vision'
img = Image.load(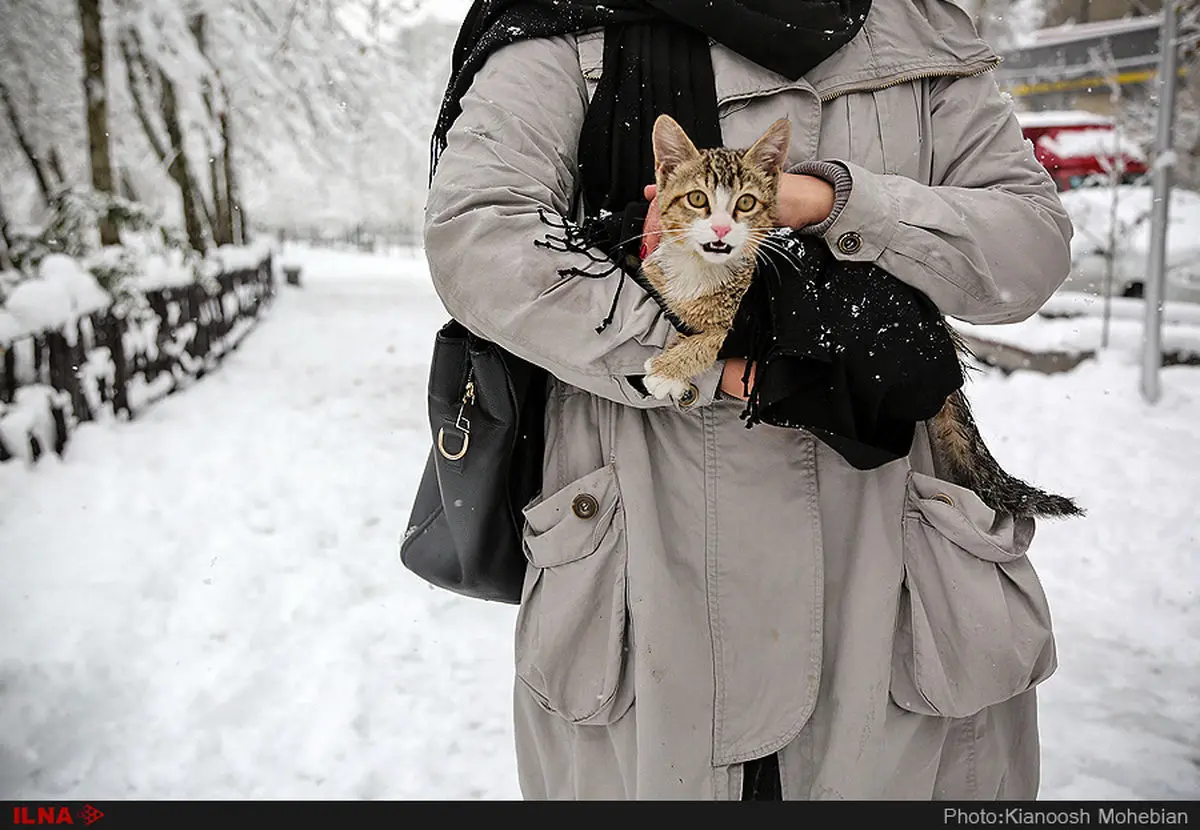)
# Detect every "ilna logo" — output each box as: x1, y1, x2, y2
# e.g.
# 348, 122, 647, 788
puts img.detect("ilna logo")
11, 806, 104, 826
